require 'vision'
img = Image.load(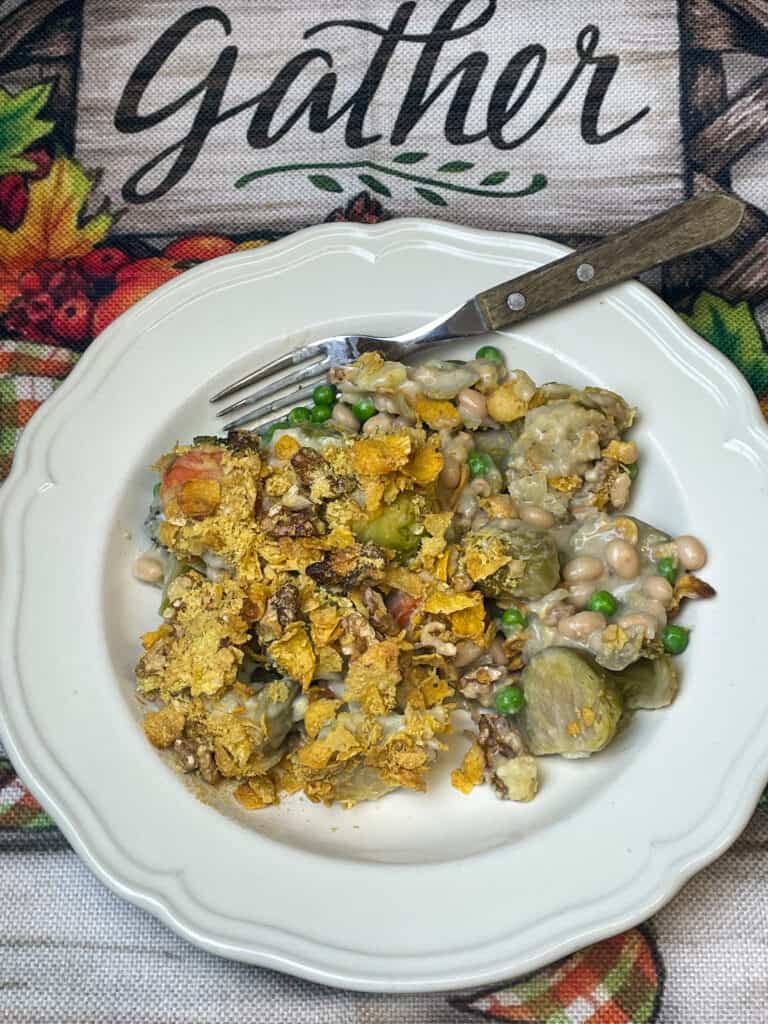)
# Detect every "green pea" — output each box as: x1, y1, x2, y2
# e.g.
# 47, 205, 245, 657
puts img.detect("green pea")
476, 344, 504, 363
662, 624, 689, 655
312, 383, 336, 407
494, 685, 525, 715
586, 590, 617, 616
351, 397, 376, 422
287, 406, 312, 426
310, 403, 332, 423
468, 451, 494, 478
501, 607, 528, 630
623, 462, 639, 481
656, 556, 677, 585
